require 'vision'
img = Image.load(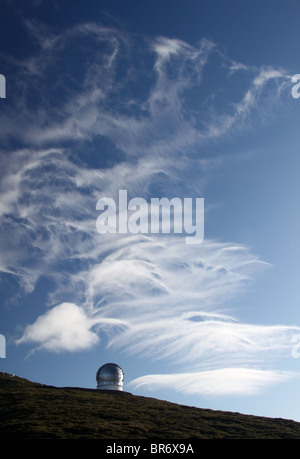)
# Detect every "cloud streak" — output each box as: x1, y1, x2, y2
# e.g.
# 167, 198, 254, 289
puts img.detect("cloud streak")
129, 368, 294, 397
